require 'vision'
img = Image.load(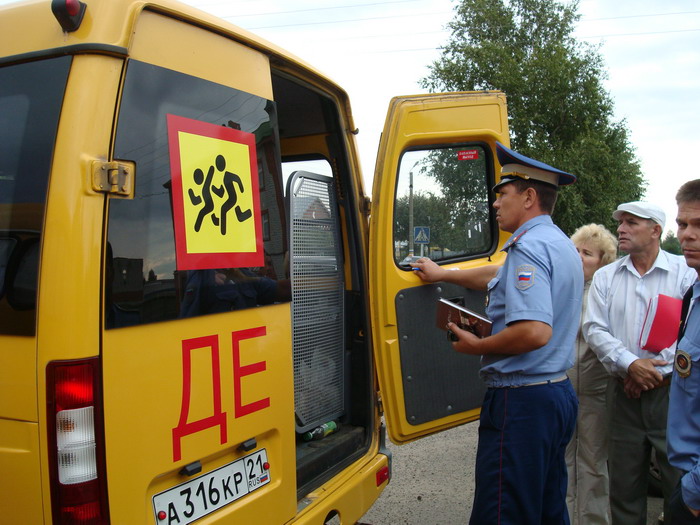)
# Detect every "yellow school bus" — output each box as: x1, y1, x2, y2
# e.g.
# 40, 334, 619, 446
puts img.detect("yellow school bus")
0, 0, 510, 523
